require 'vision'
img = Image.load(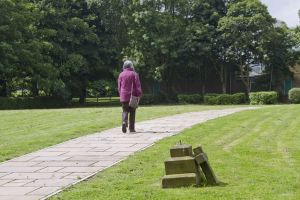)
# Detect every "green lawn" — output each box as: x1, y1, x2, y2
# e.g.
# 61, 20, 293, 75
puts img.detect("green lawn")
0, 105, 241, 162
51, 105, 300, 200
